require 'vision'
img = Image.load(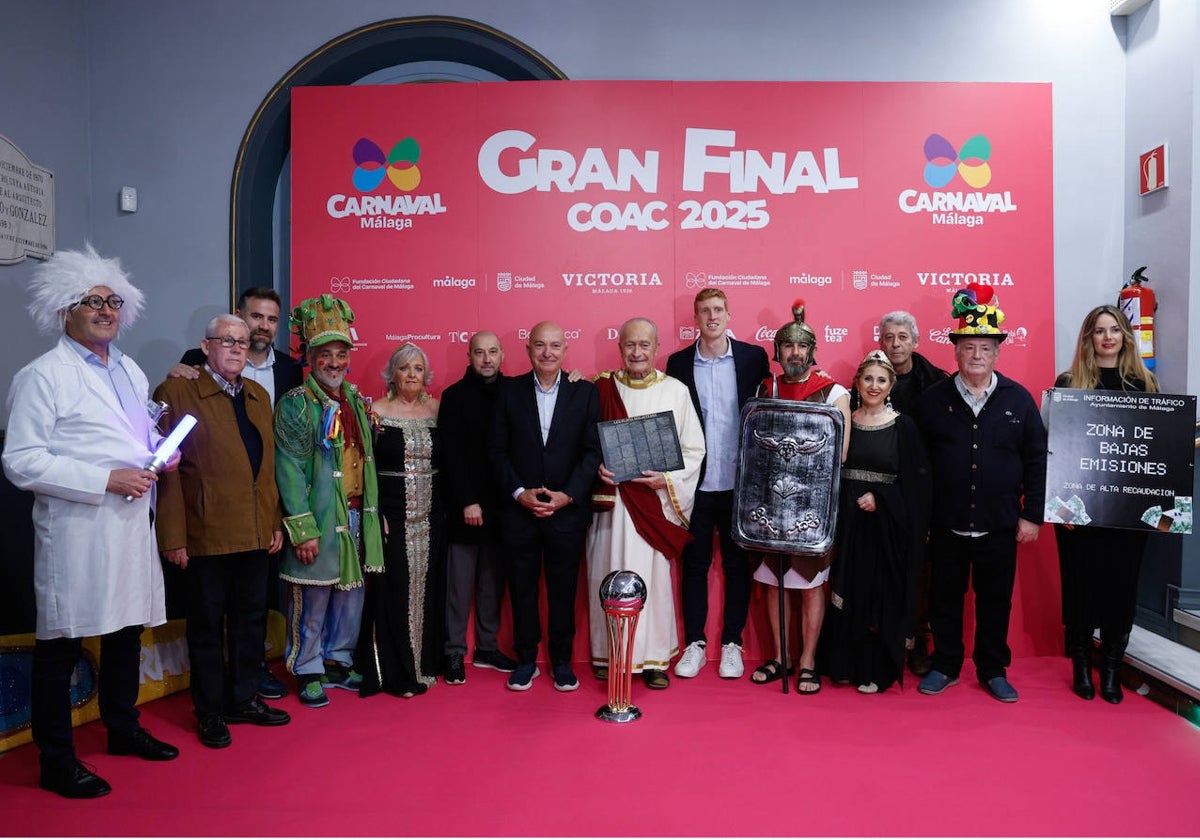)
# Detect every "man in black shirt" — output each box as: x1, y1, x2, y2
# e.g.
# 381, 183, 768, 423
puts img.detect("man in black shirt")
439, 332, 518, 684
874, 310, 948, 674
